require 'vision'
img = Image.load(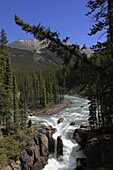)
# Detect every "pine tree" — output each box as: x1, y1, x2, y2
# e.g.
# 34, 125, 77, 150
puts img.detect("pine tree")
0, 29, 12, 133
0, 53, 6, 126
12, 74, 20, 129
86, 0, 113, 56
3, 56, 12, 132
19, 91, 27, 126
53, 78, 59, 104
42, 80, 47, 107
0, 28, 8, 53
